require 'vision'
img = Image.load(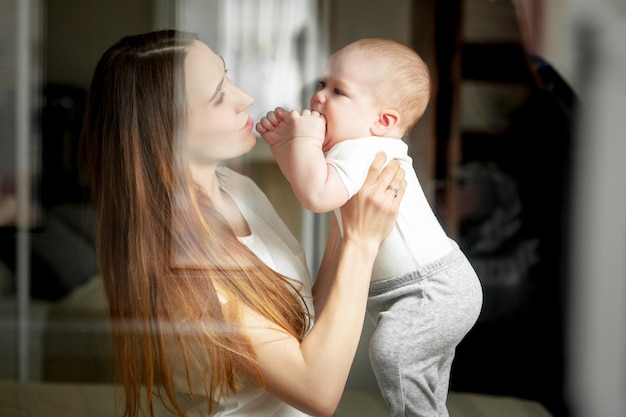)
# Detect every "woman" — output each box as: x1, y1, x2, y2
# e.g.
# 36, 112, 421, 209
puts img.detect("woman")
80, 30, 405, 417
